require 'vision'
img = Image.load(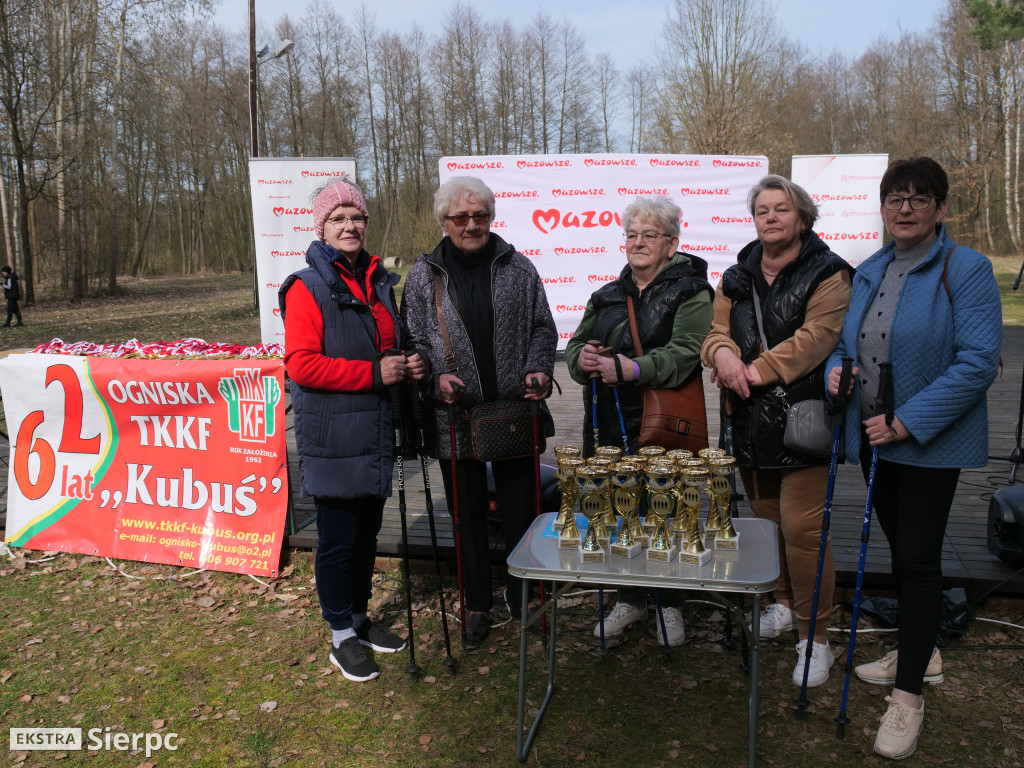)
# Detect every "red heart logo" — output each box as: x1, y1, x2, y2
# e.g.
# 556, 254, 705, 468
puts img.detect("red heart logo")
556, 305, 567, 313
272, 308, 281, 317
588, 275, 599, 283
619, 245, 626, 253
517, 160, 527, 169
273, 207, 285, 217
447, 162, 457, 171
711, 271, 722, 280
532, 209, 559, 234
301, 170, 310, 177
